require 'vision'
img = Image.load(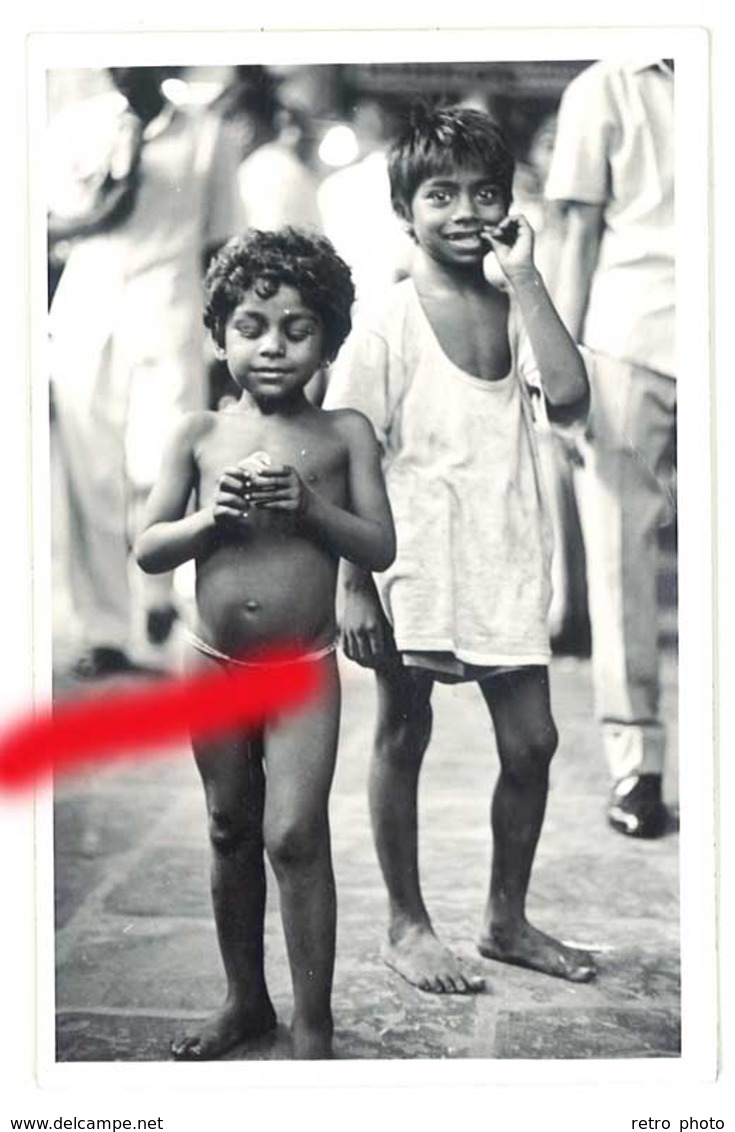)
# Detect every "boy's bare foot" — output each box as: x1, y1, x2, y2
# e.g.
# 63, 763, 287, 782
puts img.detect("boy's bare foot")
382, 924, 486, 993
478, 922, 596, 983
171, 999, 277, 1061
